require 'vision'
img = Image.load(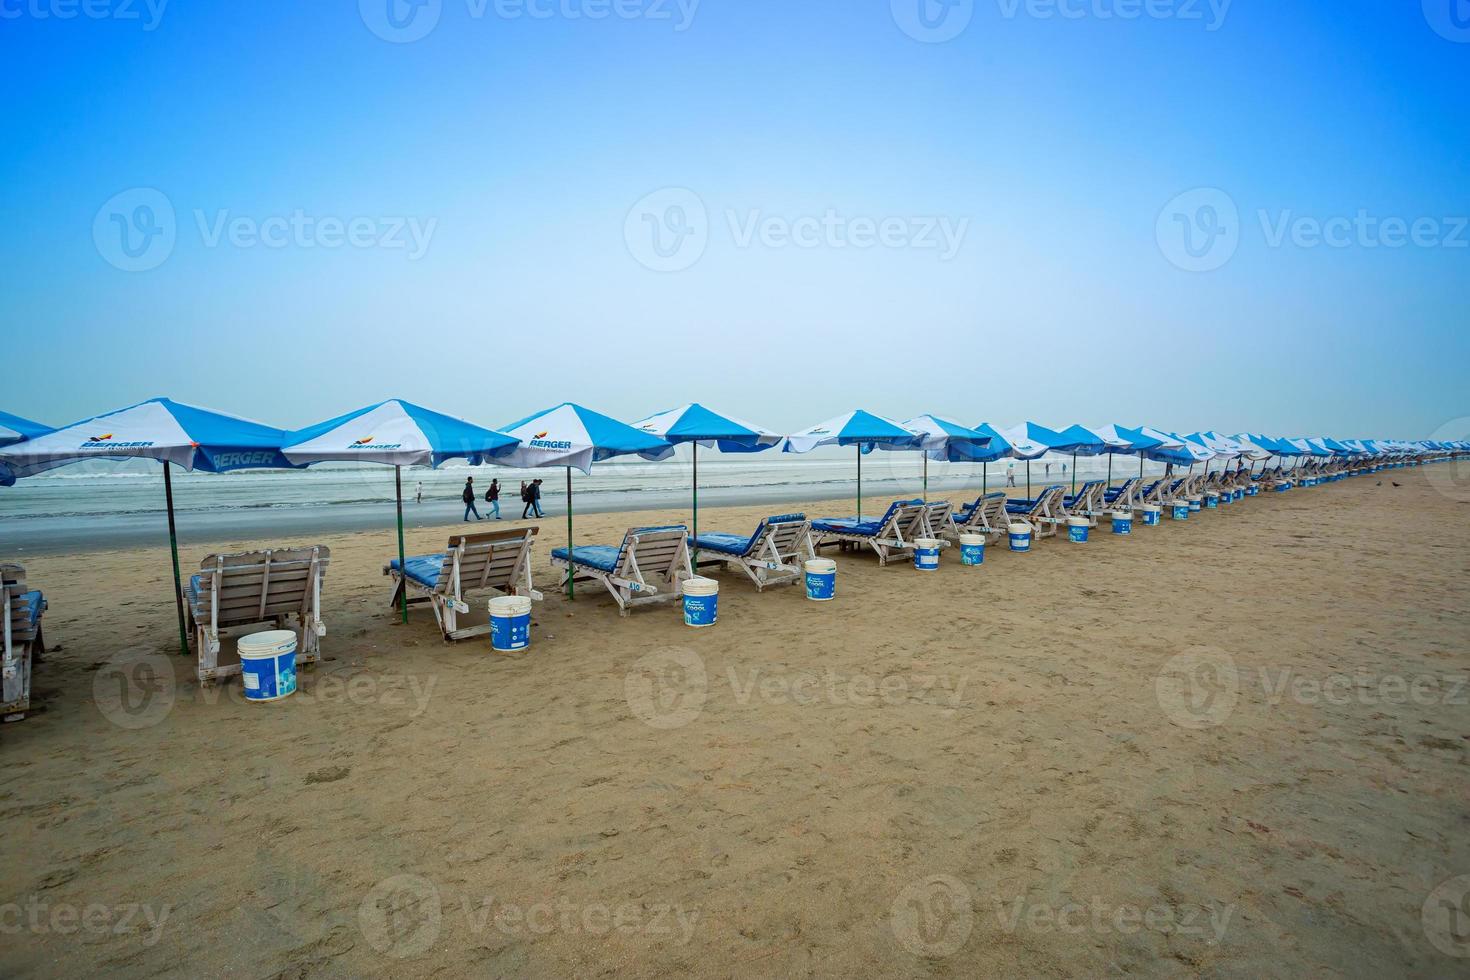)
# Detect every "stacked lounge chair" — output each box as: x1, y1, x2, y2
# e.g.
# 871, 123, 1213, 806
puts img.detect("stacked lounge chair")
186, 546, 329, 685
952, 492, 1010, 541
386, 528, 541, 640
1, 564, 46, 722
1005, 485, 1066, 539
